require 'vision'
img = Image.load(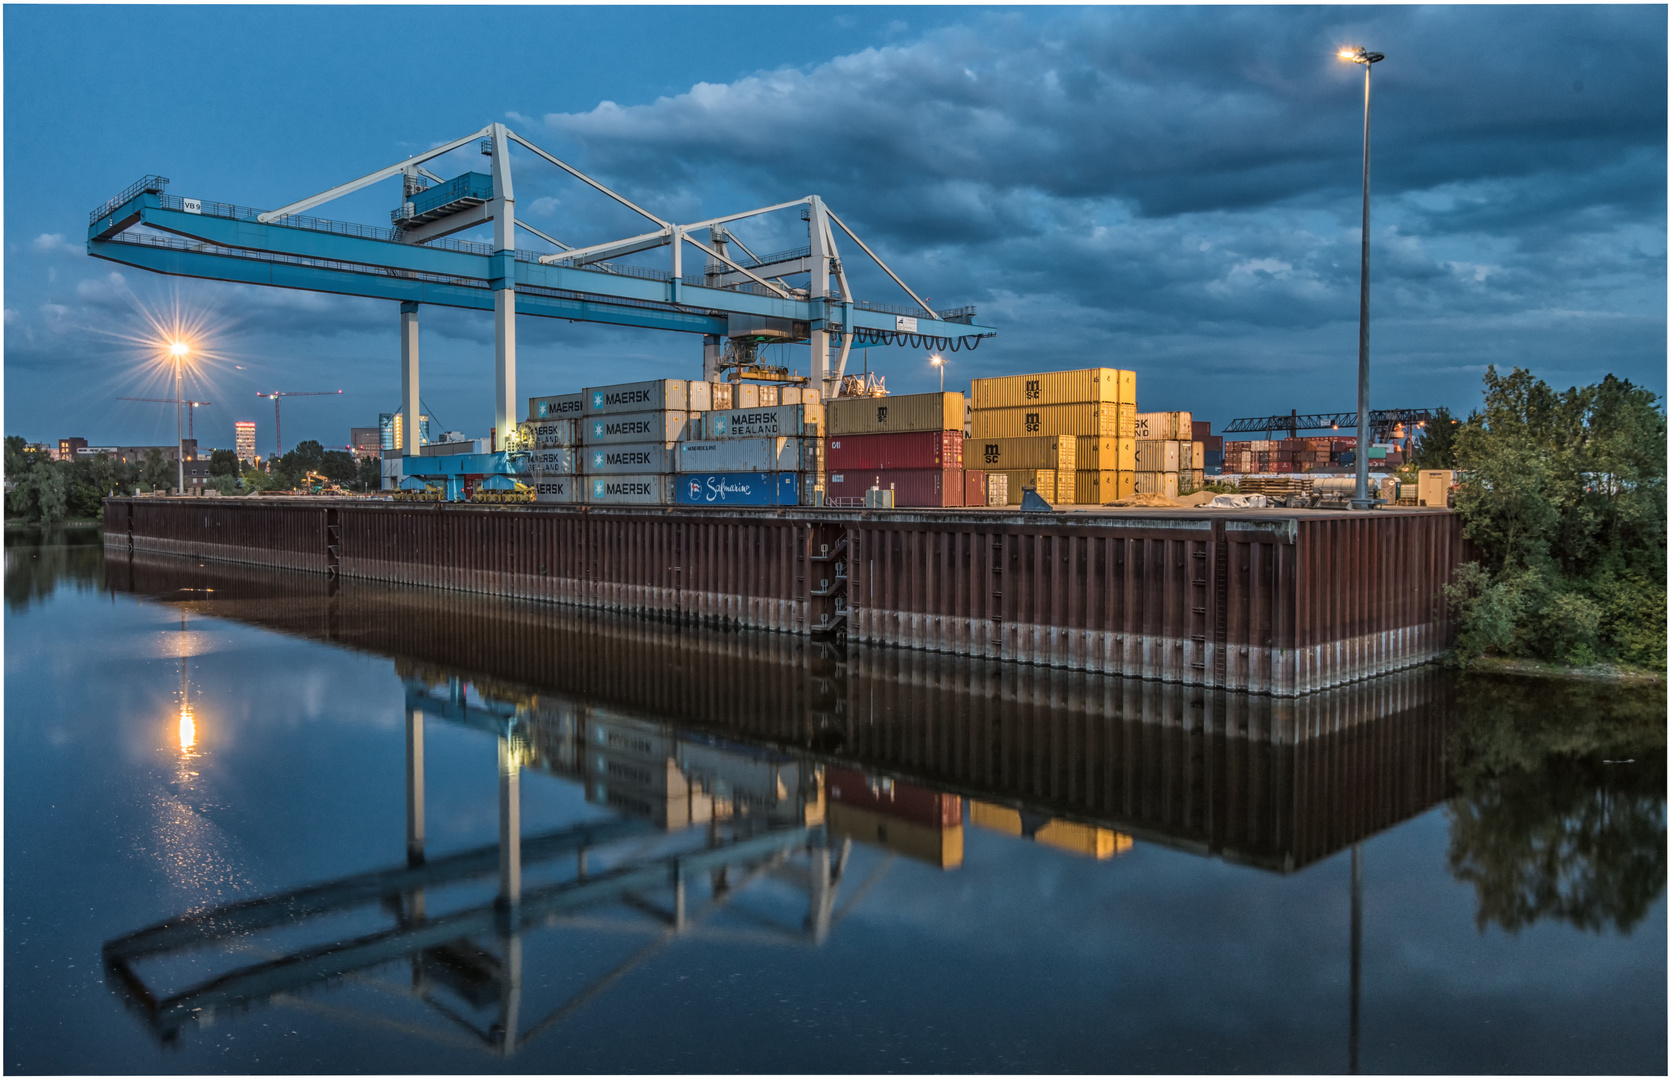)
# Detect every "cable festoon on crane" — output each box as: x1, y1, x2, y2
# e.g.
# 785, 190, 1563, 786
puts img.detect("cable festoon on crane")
256, 390, 342, 457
